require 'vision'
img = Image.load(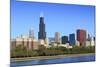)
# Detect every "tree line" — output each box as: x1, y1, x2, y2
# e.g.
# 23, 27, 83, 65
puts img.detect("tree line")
11, 45, 95, 58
